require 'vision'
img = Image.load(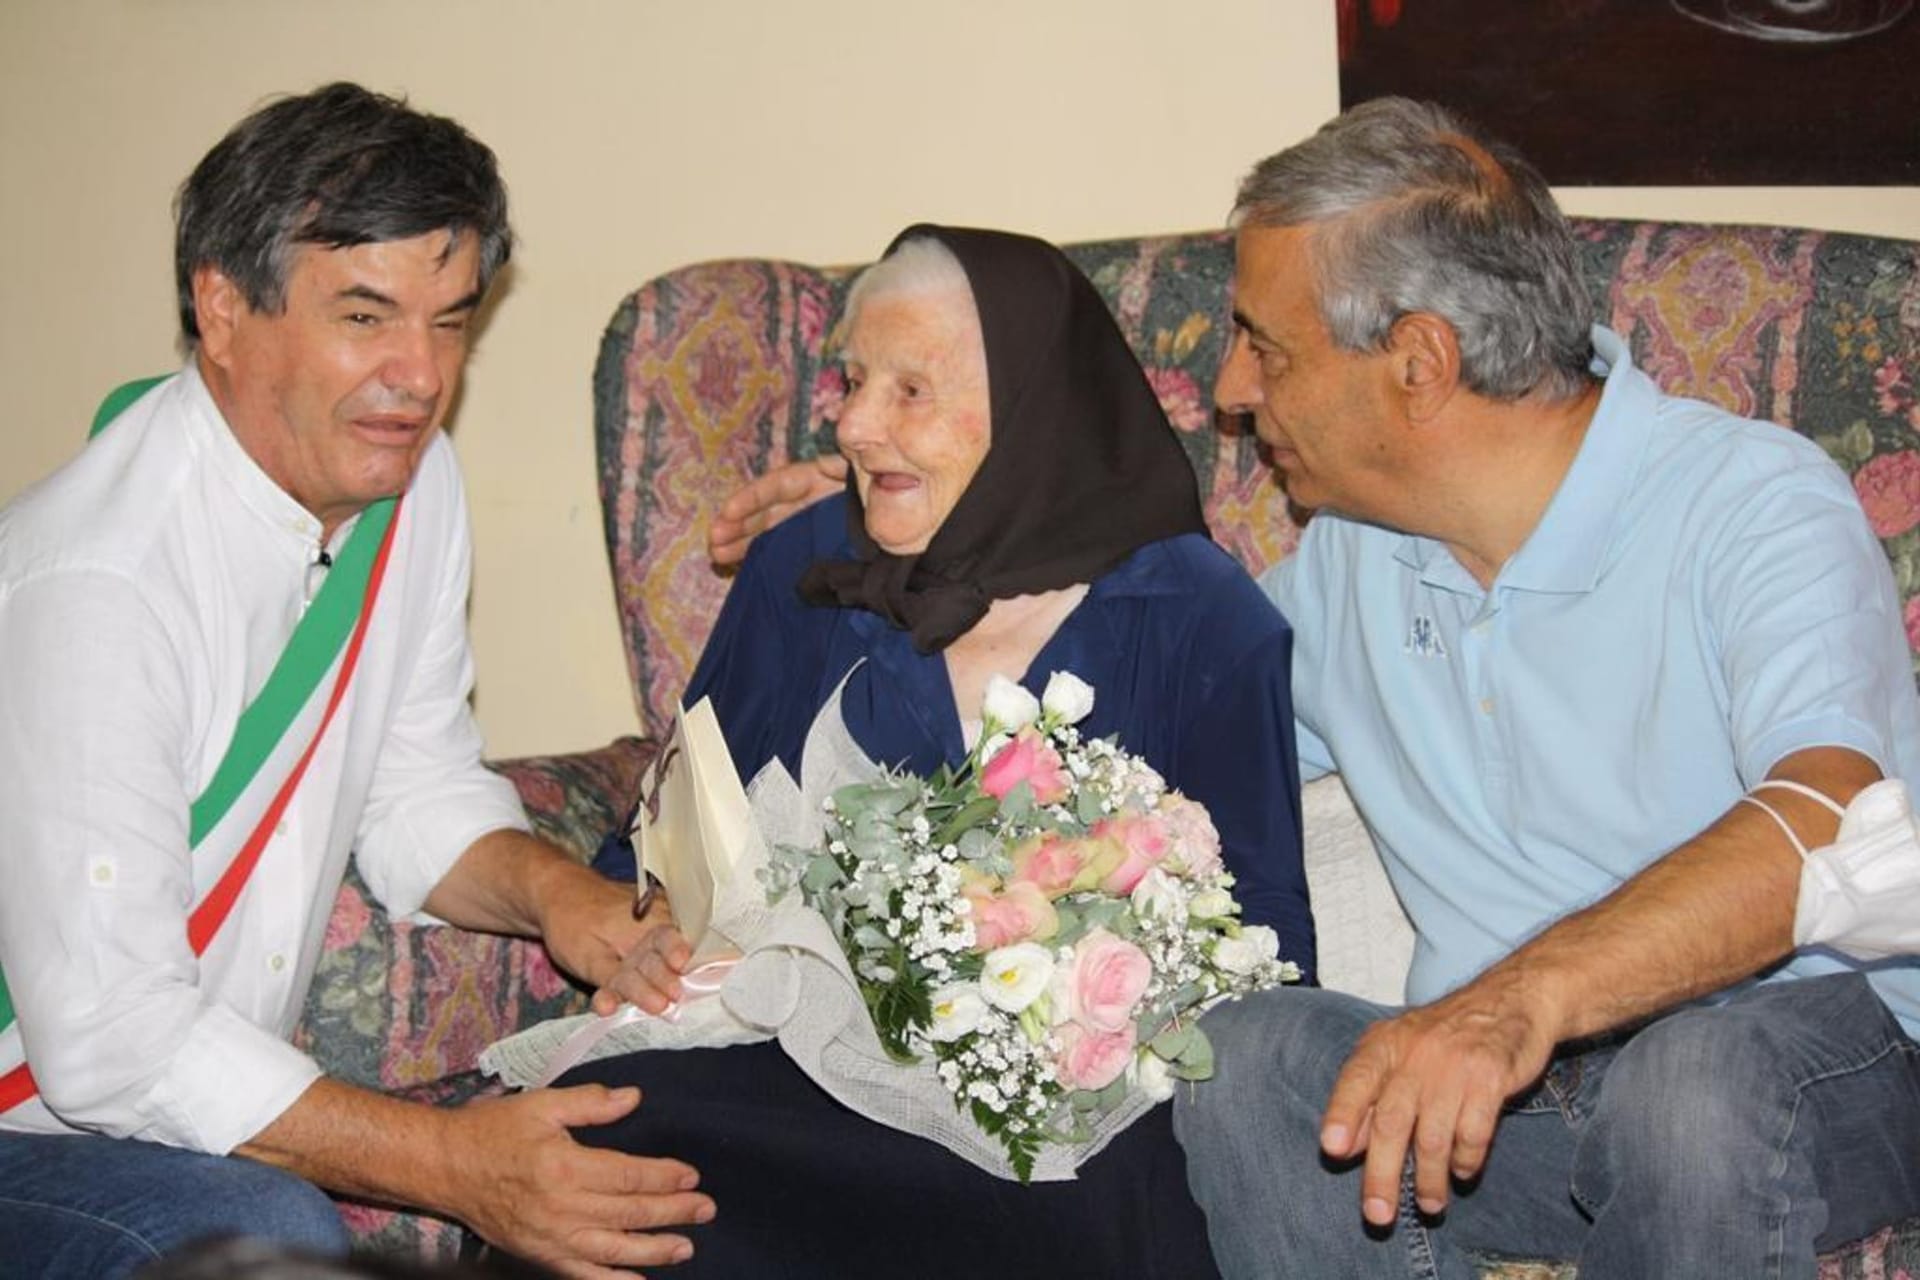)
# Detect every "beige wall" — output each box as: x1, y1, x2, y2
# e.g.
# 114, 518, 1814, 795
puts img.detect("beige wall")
3, 1, 1914, 756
